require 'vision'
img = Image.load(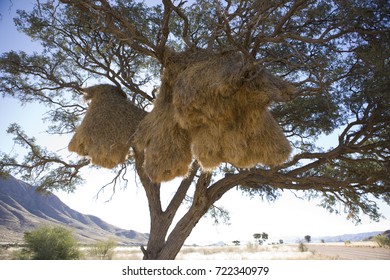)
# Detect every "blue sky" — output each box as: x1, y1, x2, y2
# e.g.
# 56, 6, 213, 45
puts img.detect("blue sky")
1, 0, 389, 245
